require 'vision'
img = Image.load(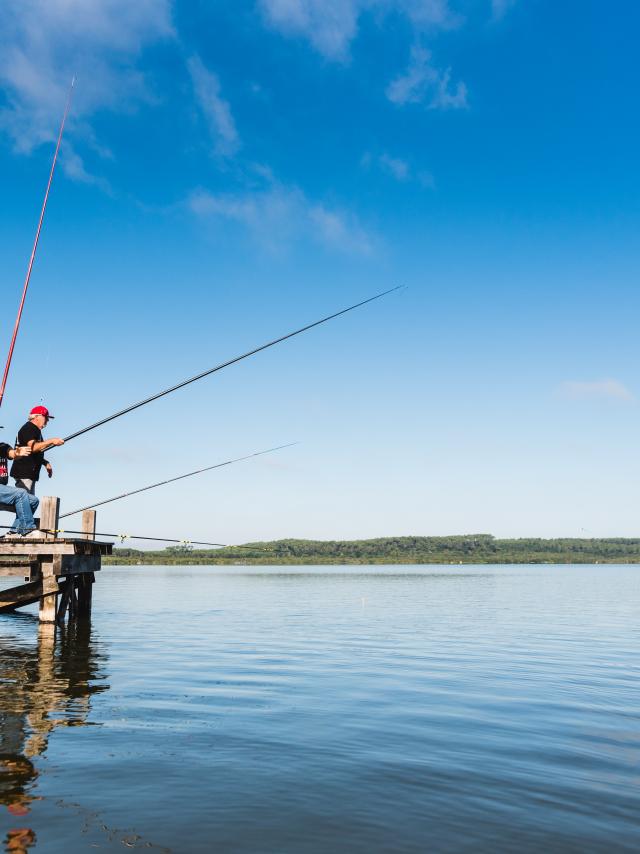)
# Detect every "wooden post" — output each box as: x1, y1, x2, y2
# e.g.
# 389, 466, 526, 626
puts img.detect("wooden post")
81, 510, 96, 540
39, 555, 61, 623
56, 579, 72, 625
39, 496, 60, 541
76, 574, 94, 618
69, 579, 78, 620
77, 509, 97, 618
38, 497, 60, 621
